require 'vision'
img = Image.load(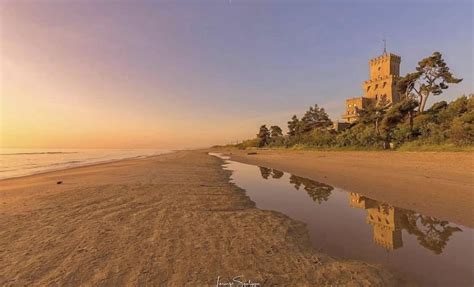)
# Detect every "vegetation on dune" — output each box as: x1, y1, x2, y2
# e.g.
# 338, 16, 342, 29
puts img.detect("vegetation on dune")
233, 52, 472, 151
